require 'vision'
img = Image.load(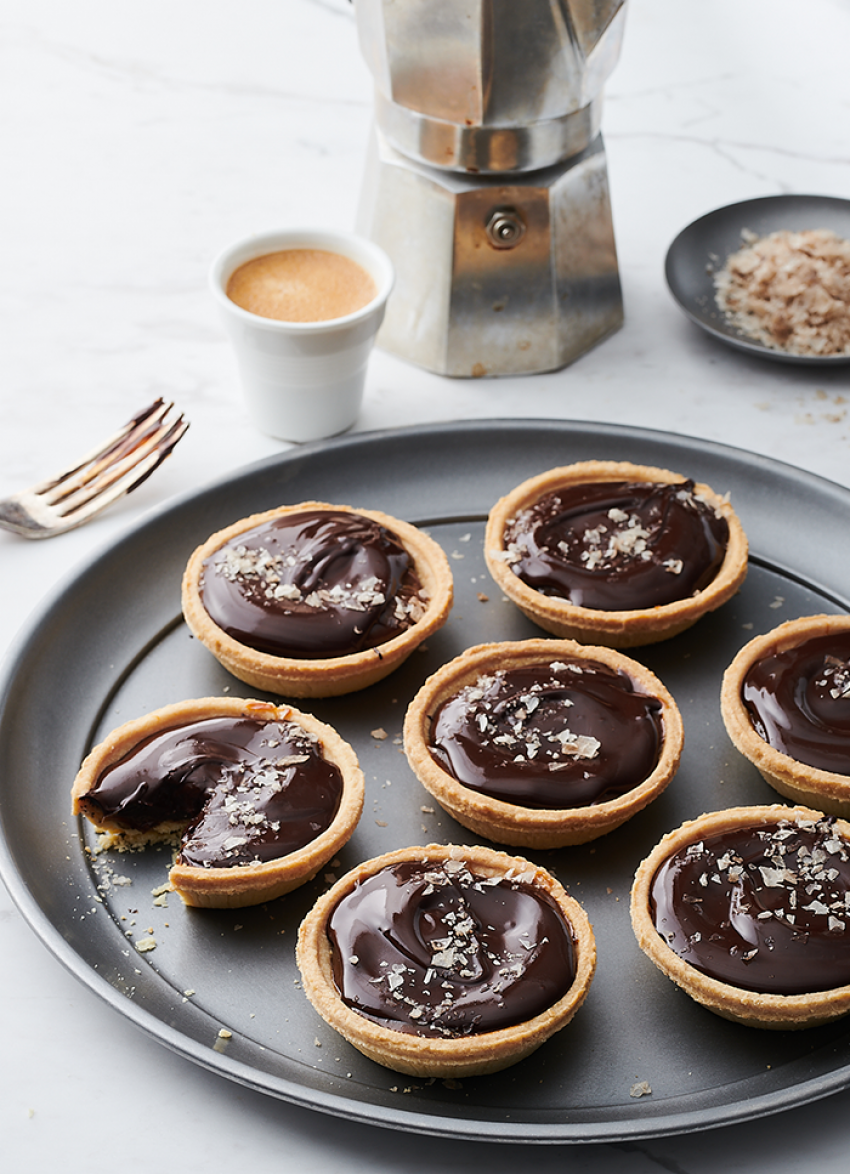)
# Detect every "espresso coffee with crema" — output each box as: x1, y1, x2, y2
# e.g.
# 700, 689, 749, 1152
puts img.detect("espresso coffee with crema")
226, 248, 377, 323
